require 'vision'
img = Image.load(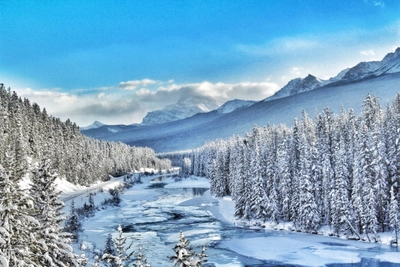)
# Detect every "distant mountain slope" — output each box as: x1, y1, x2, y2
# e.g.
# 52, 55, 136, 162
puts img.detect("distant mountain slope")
81, 47, 400, 152
82, 73, 400, 152
81, 120, 105, 130
264, 47, 400, 102
141, 95, 221, 125
216, 99, 255, 114
374, 47, 400, 76
265, 74, 327, 102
